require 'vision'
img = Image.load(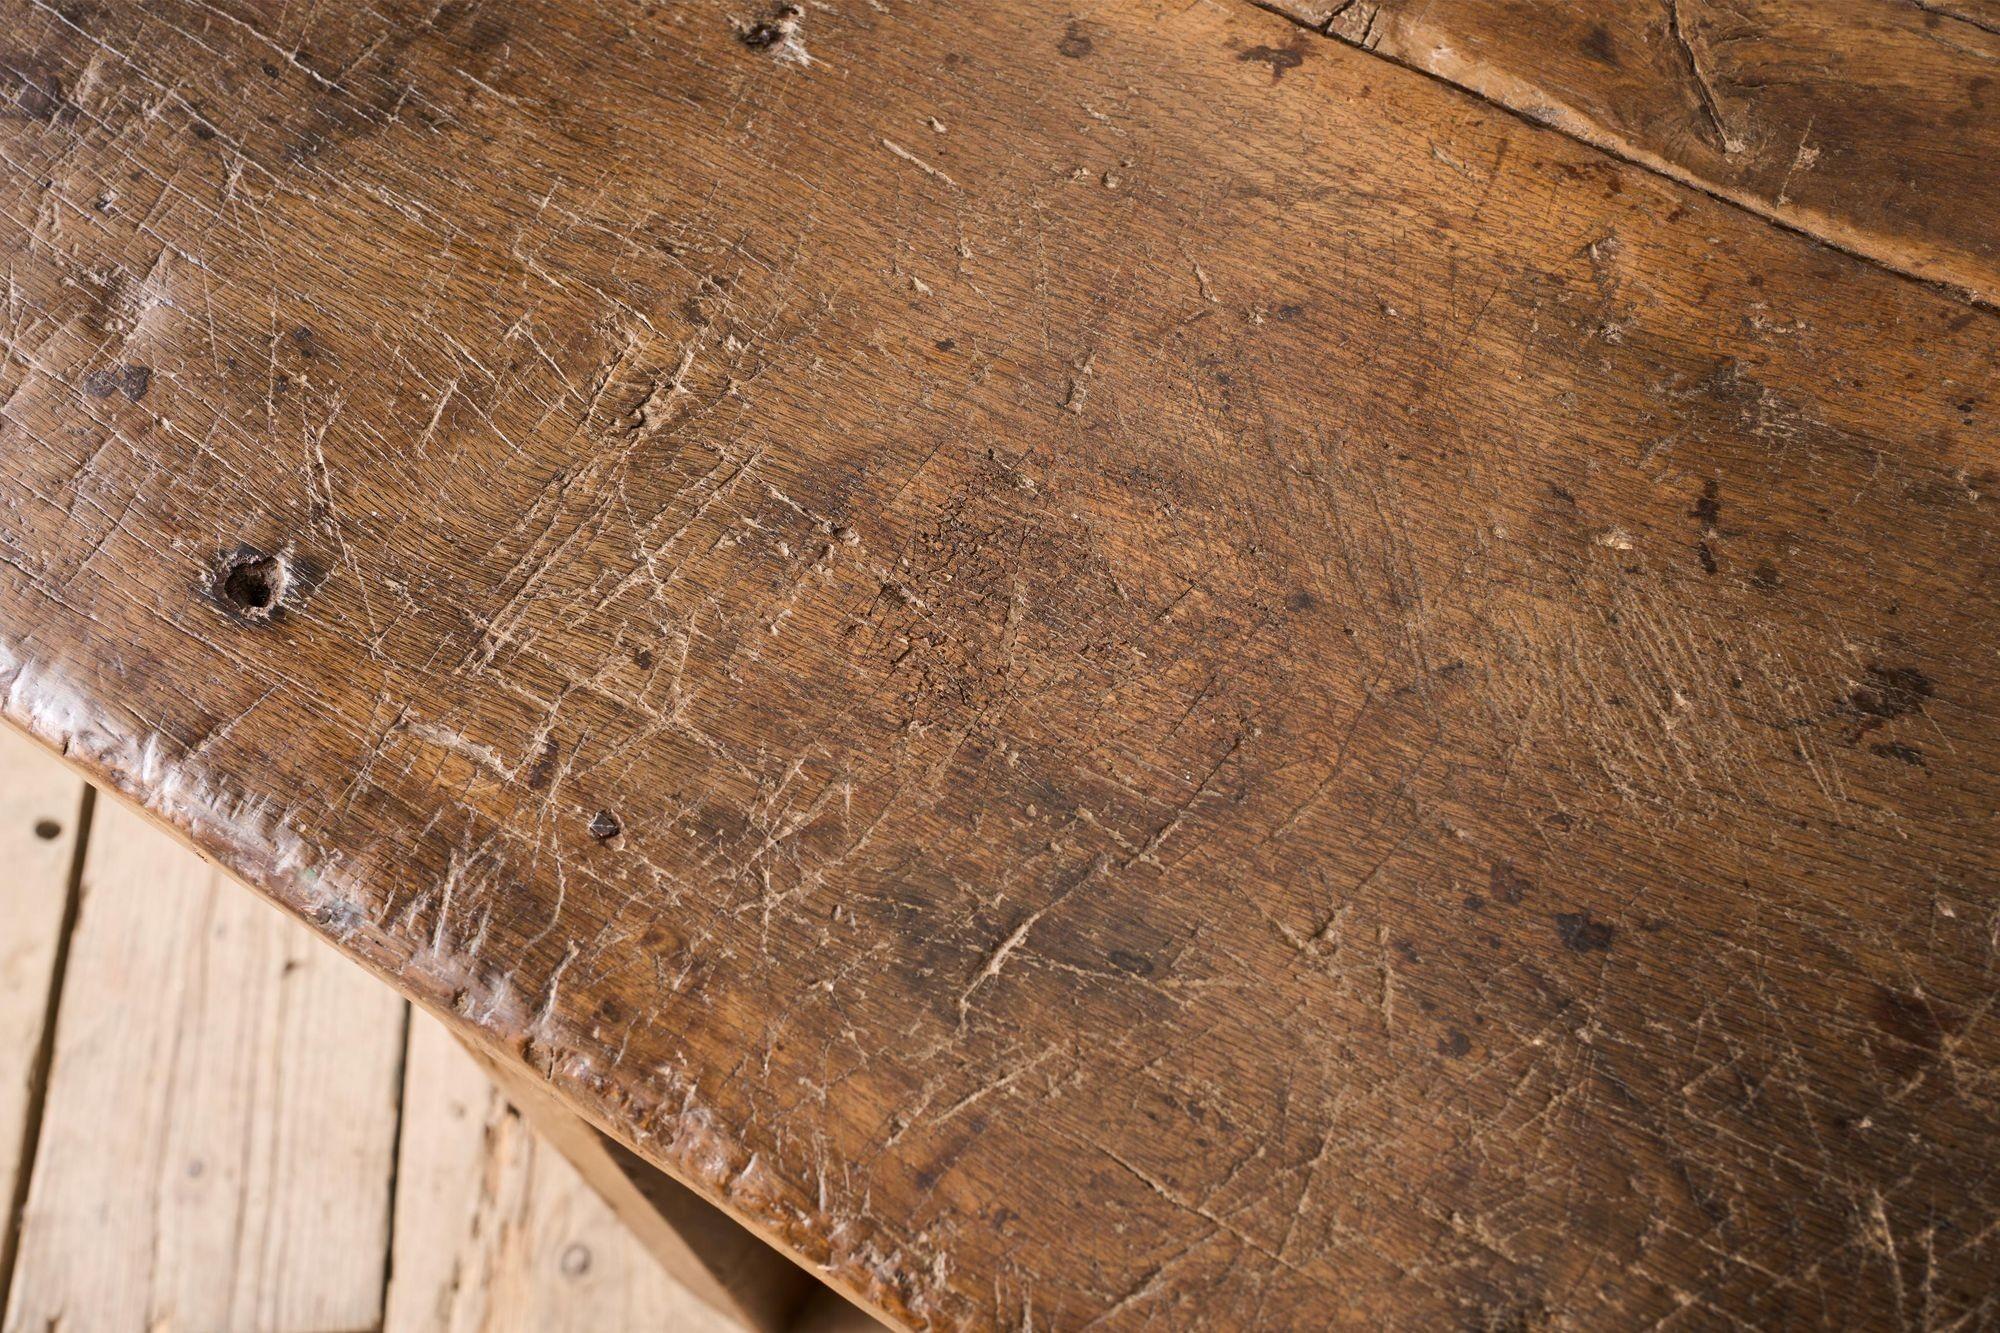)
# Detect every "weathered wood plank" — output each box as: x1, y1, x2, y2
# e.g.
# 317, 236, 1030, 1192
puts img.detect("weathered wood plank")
386, 1008, 757, 1333
1257, 0, 2000, 303
0, 729, 85, 1295
2, 797, 405, 1333
0, 0, 1993, 1326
